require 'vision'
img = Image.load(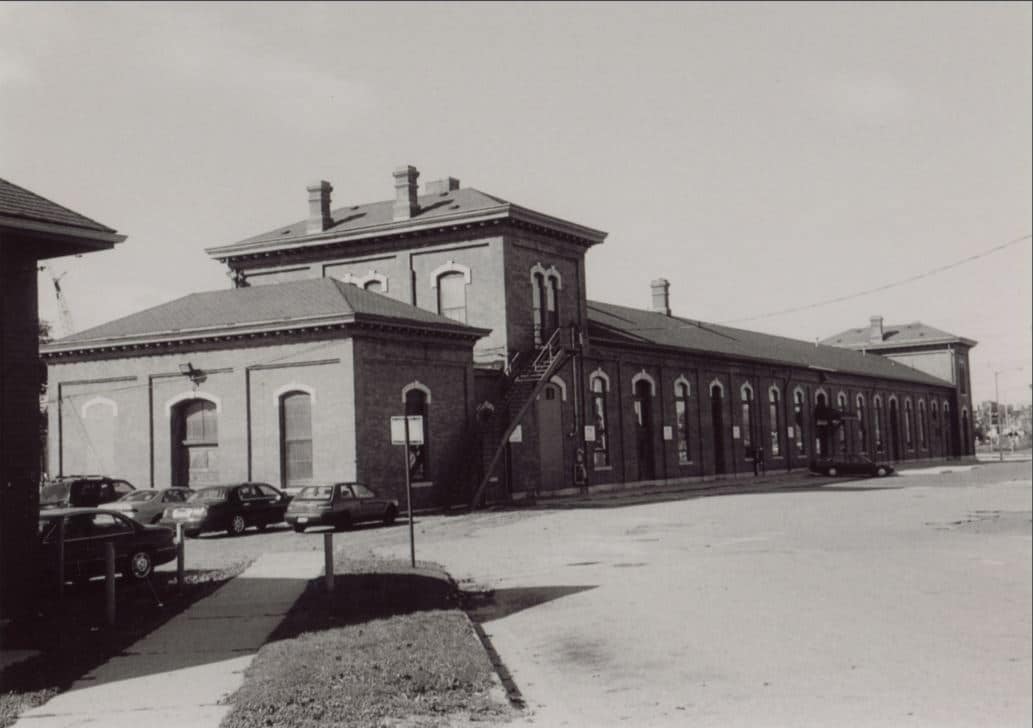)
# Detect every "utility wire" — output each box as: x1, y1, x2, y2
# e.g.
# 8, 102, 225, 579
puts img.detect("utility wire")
721, 233, 1031, 325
